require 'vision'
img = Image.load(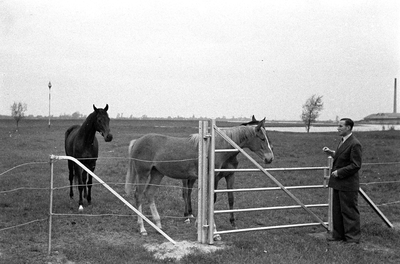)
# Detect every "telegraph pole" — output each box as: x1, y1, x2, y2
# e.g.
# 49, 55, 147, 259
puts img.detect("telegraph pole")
48, 81, 52, 128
